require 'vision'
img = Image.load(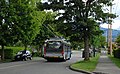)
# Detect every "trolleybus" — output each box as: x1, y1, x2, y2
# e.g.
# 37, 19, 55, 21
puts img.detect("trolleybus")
42, 37, 72, 61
